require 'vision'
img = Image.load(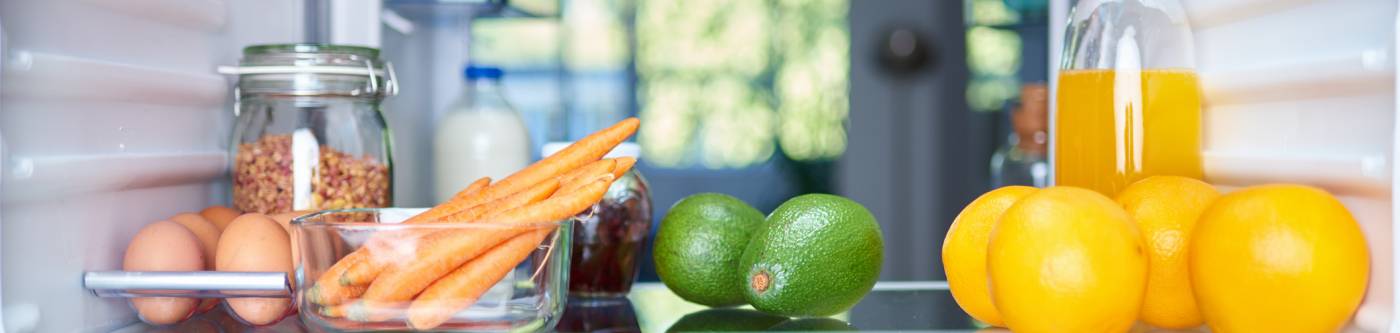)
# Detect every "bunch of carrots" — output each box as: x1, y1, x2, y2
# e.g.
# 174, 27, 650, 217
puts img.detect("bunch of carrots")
305, 118, 640, 330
